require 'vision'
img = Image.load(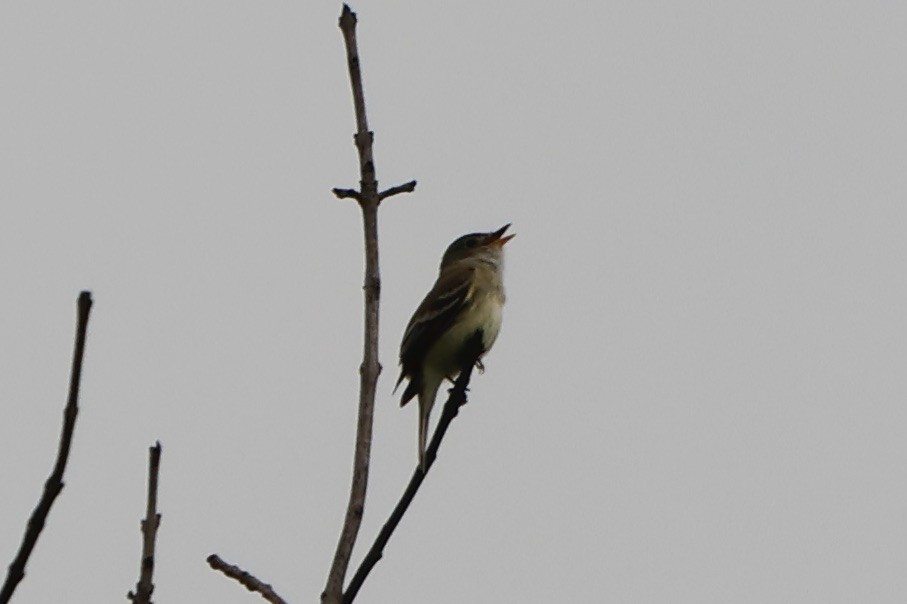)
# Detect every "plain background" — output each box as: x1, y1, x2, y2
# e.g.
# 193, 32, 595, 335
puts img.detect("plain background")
2, 2, 906, 602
